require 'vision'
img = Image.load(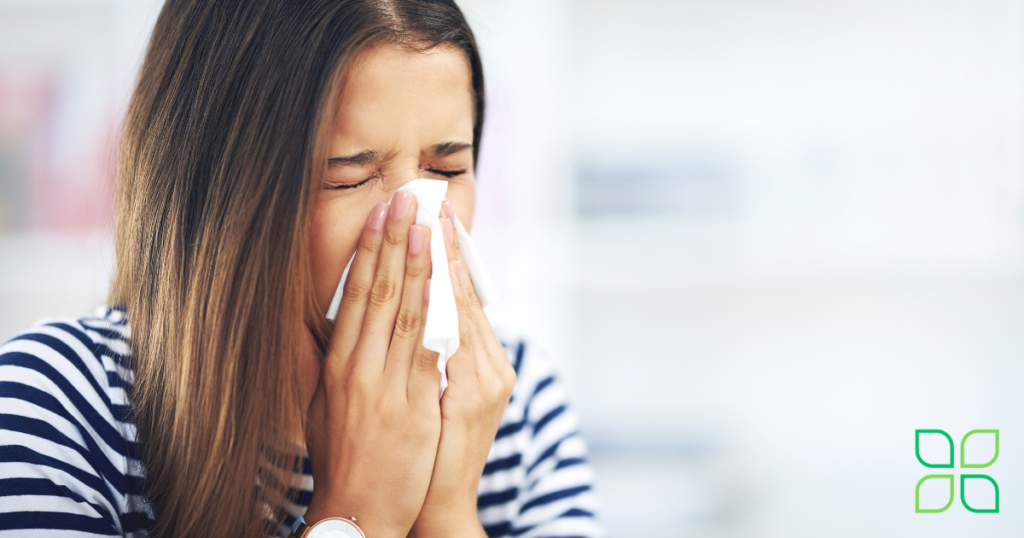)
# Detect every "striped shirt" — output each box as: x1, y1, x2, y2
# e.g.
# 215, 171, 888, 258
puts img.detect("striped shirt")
0, 306, 603, 537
